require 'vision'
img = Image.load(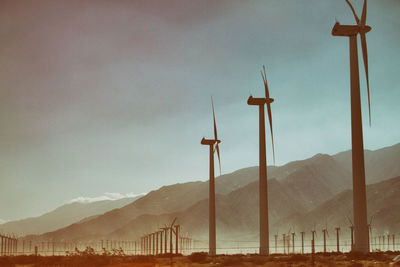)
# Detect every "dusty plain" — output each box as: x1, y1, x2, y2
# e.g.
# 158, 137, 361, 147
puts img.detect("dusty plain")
1, 252, 399, 267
